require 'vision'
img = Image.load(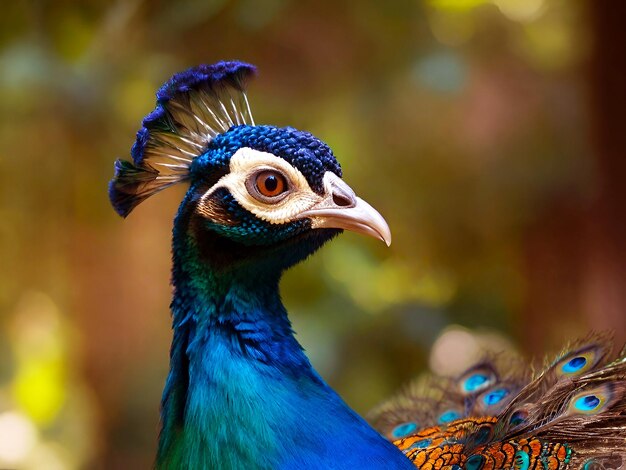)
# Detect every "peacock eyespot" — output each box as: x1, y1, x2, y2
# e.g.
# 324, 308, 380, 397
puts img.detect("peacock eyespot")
463, 373, 490, 393
391, 422, 418, 438
509, 410, 528, 426
556, 346, 605, 377
482, 388, 509, 406
568, 384, 612, 415
562, 356, 587, 374
438, 410, 462, 424
575, 394, 600, 411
